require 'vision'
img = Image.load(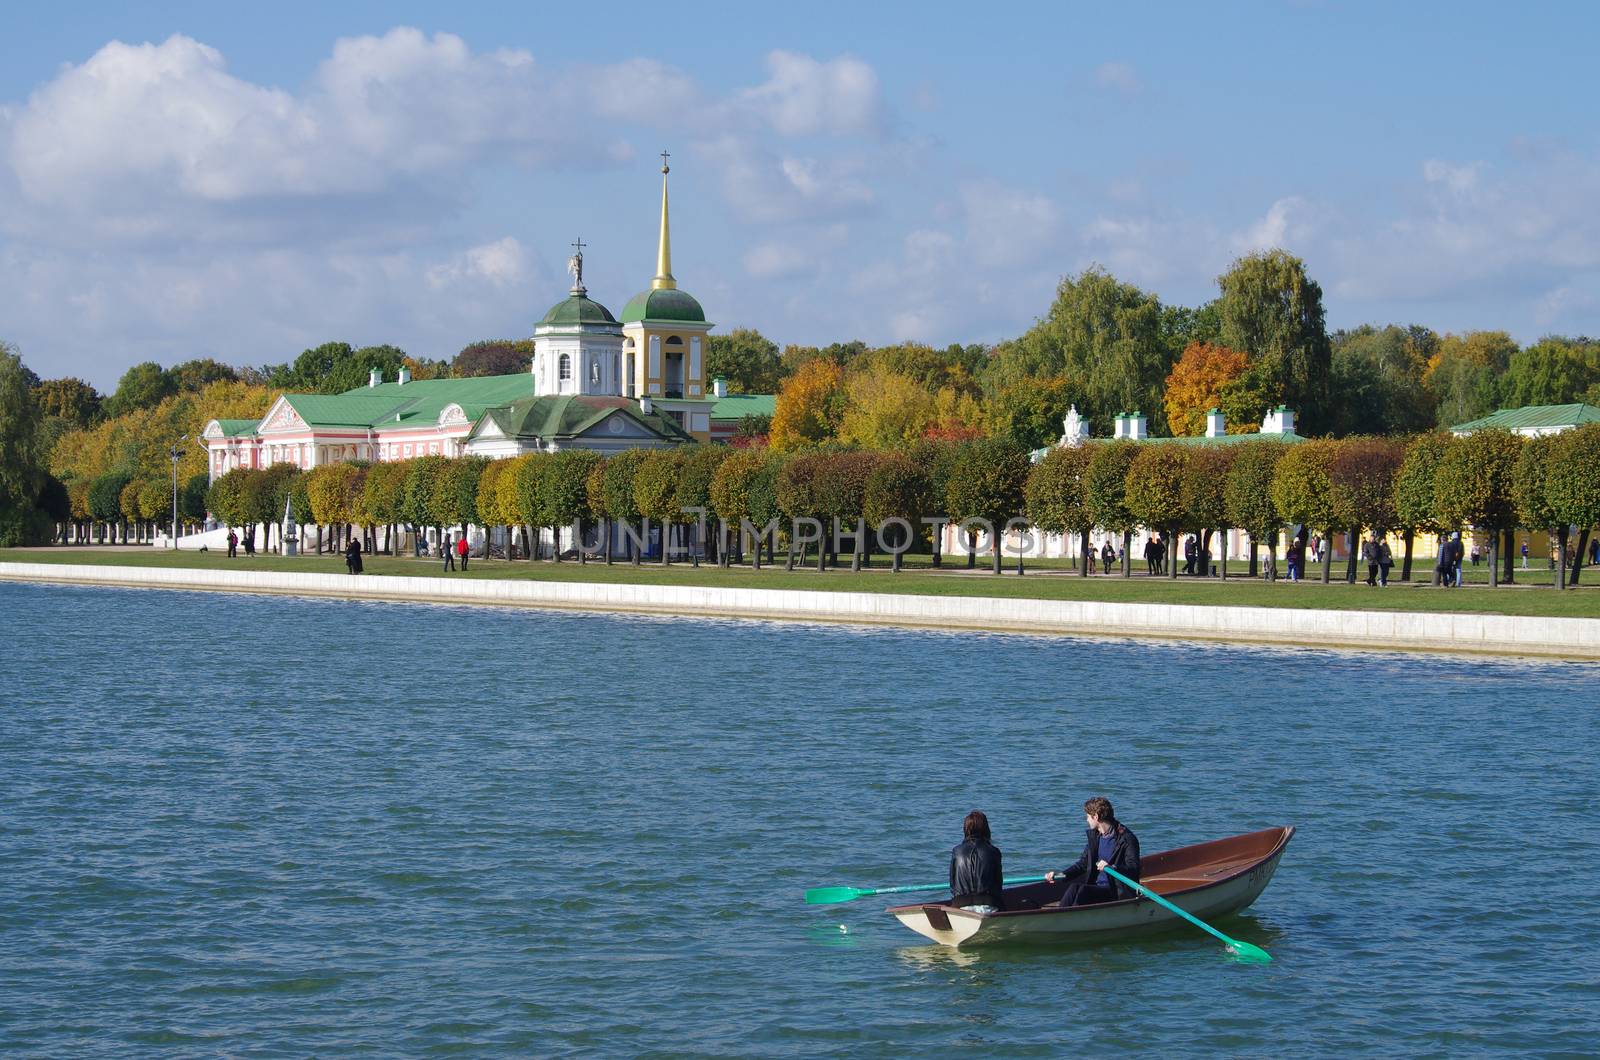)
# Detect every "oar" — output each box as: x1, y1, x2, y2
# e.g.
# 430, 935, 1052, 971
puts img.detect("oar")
805, 875, 1048, 906
1103, 866, 1271, 963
